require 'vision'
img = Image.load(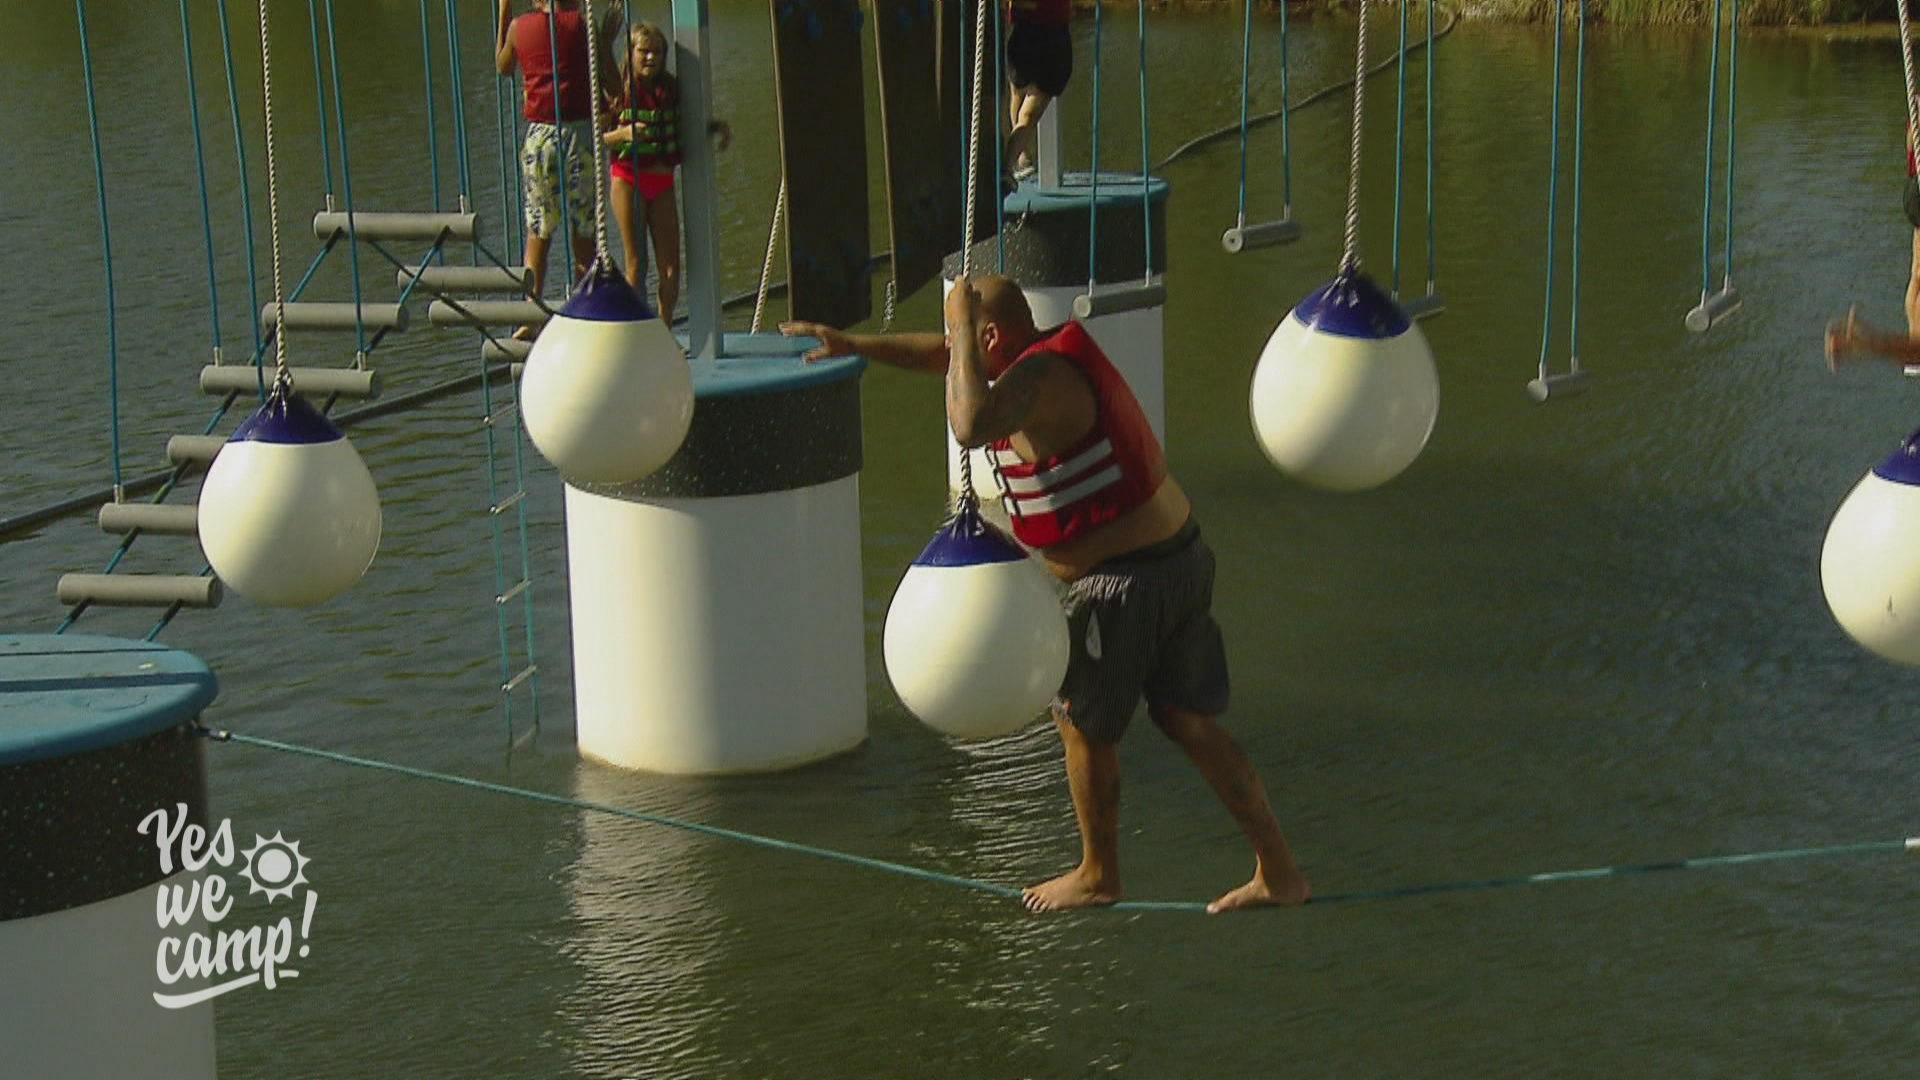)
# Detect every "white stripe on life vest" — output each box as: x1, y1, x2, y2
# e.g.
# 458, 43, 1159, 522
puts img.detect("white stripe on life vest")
1005, 463, 1124, 514
995, 439, 1116, 494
